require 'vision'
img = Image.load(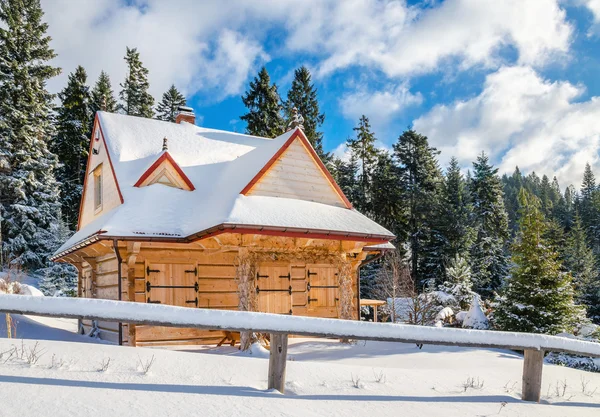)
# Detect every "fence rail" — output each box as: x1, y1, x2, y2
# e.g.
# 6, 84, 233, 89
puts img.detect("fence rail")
1, 294, 599, 402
